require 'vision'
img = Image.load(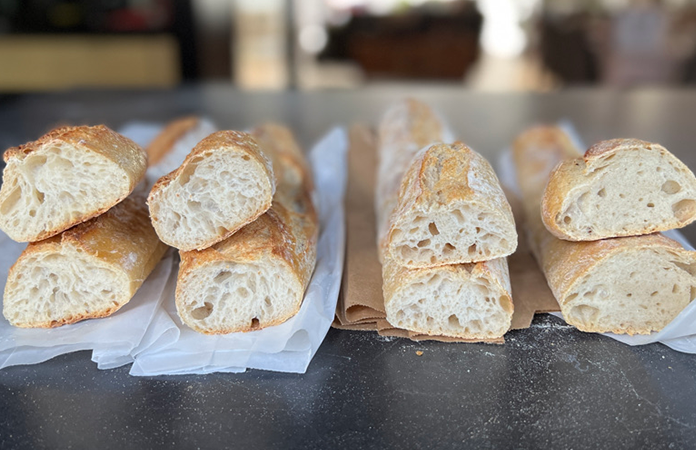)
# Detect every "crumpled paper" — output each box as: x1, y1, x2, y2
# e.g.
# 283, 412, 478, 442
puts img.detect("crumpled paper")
498, 121, 696, 353
127, 126, 348, 375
